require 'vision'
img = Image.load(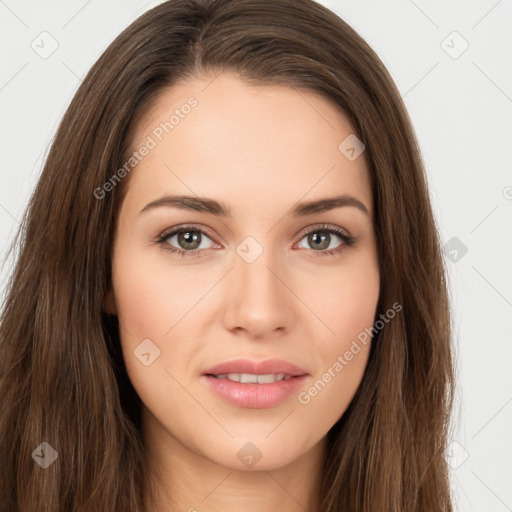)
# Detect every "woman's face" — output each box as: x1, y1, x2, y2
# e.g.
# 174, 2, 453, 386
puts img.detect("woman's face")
105, 72, 380, 471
